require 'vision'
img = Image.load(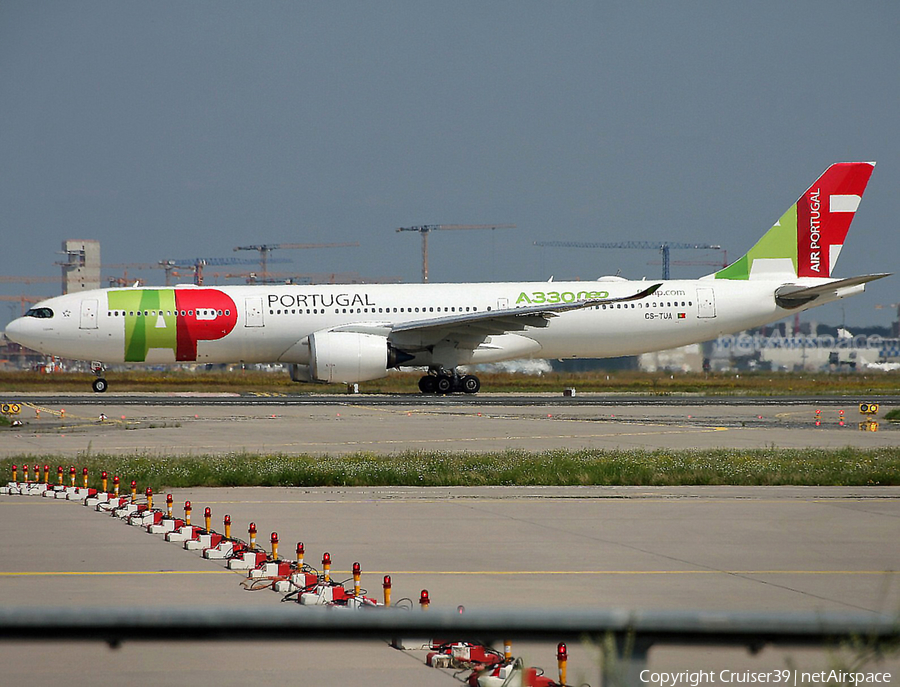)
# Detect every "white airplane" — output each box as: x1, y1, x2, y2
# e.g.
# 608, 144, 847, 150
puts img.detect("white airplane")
5, 162, 888, 394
